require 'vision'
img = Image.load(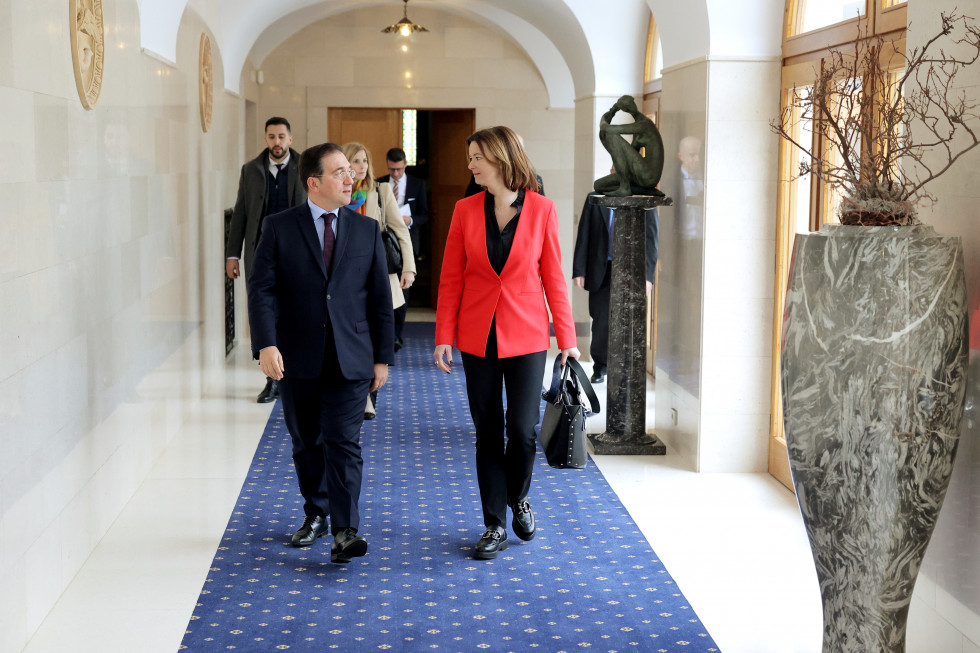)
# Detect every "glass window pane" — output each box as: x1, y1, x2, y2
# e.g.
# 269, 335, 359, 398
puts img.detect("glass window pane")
799, 0, 865, 34
790, 86, 814, 234
401, 109, 417, 166
883, 68, 905, 185
825, 77, 863, 224
644, 14, 663, 81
